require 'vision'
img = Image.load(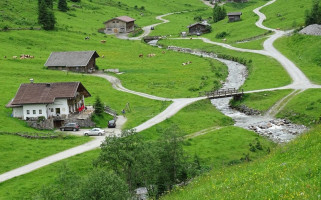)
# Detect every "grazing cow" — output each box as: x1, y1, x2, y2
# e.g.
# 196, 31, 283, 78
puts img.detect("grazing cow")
100, 40, 106, 43
30, 56, 34, 59
85, 37, 90, 40
101, 55, 105, 58
12, 56, 17, 59
139, 54, 143, 58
